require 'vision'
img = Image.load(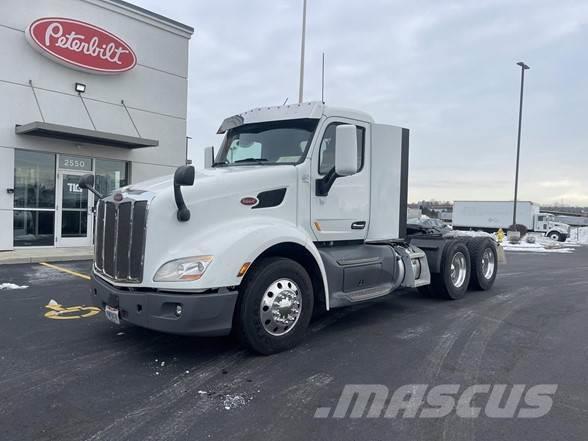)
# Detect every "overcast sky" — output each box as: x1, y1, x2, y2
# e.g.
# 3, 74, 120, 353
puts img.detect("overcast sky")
136, 0, 587, 205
